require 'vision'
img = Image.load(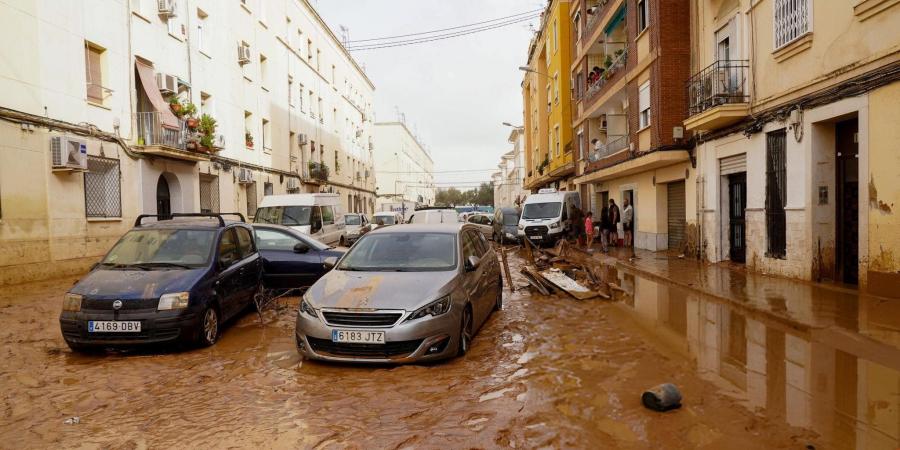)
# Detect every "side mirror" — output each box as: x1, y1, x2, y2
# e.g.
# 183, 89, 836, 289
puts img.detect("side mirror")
323, 256, 337, 270
293, 242, 310, 254
465, 255, 481, 272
